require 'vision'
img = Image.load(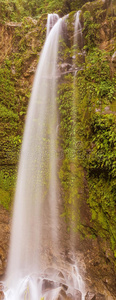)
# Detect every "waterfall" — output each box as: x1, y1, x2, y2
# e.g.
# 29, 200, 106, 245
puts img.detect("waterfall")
46, 13, 59, 36
3, 13, 85, 300
4, 16, 63, 298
